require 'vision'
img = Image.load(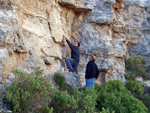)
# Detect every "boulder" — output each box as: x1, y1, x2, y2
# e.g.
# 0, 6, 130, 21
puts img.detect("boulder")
53, 71, 81, 88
